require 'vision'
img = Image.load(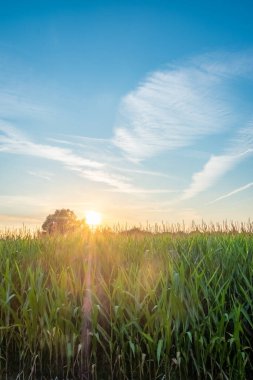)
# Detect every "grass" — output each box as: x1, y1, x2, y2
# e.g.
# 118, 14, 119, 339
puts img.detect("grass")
0, 222, 253, 379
